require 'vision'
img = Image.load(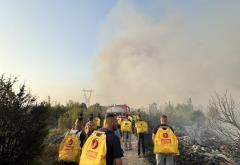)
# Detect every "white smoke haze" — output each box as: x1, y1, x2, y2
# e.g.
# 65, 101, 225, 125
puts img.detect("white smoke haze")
93, 1, 240, 107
